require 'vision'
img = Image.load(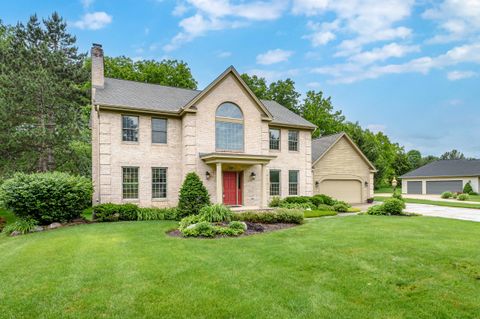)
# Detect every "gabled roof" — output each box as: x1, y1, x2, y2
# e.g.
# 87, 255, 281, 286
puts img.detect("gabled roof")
311, 132, 376, 171
93, 67, 316, 129
400, 159, 480, 178
180, 66, 272, 120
